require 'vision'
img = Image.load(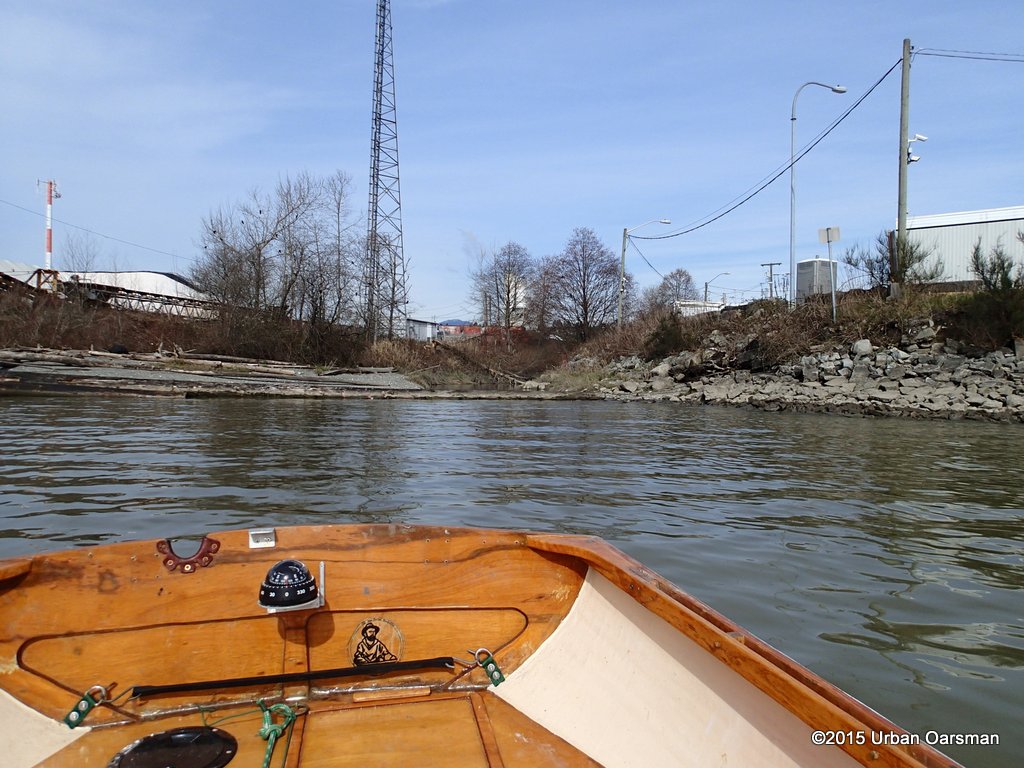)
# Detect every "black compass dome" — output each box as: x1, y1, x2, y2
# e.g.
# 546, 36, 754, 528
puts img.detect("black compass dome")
258, 559, 318, 608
